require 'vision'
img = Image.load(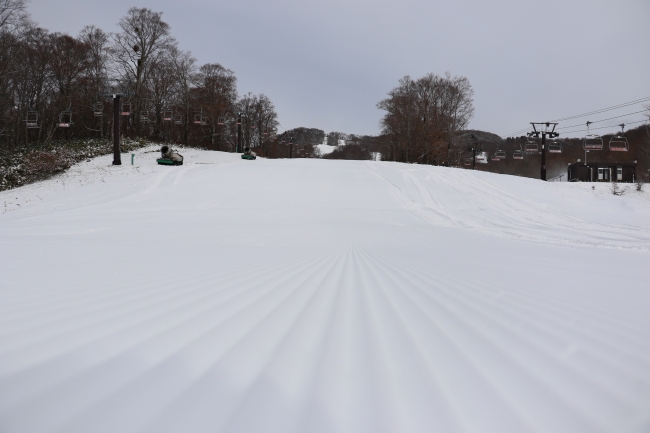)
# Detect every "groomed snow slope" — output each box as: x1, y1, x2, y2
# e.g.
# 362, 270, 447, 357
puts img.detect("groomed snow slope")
315, 143, 336, 156
1, 147, 650, 433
